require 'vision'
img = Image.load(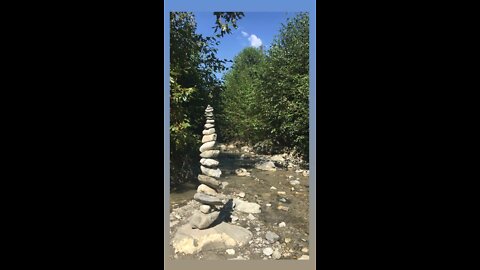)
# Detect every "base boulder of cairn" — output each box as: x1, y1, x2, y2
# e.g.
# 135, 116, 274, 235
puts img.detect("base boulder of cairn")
172, 222, 253, 254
